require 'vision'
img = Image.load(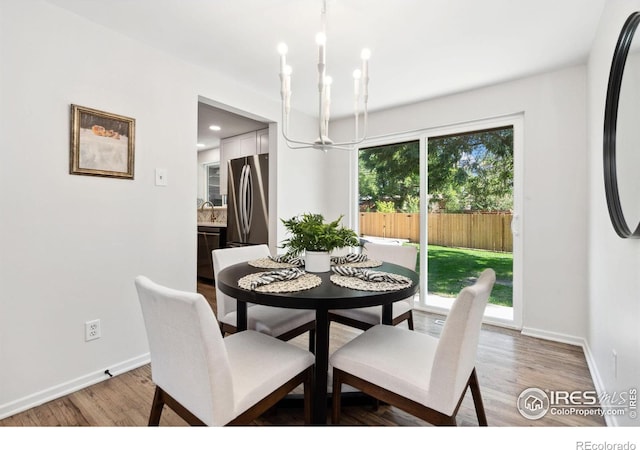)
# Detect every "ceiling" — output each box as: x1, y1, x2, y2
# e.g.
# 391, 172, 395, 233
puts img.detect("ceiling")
197, 102, 267, 150
46, 0, 607, 148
